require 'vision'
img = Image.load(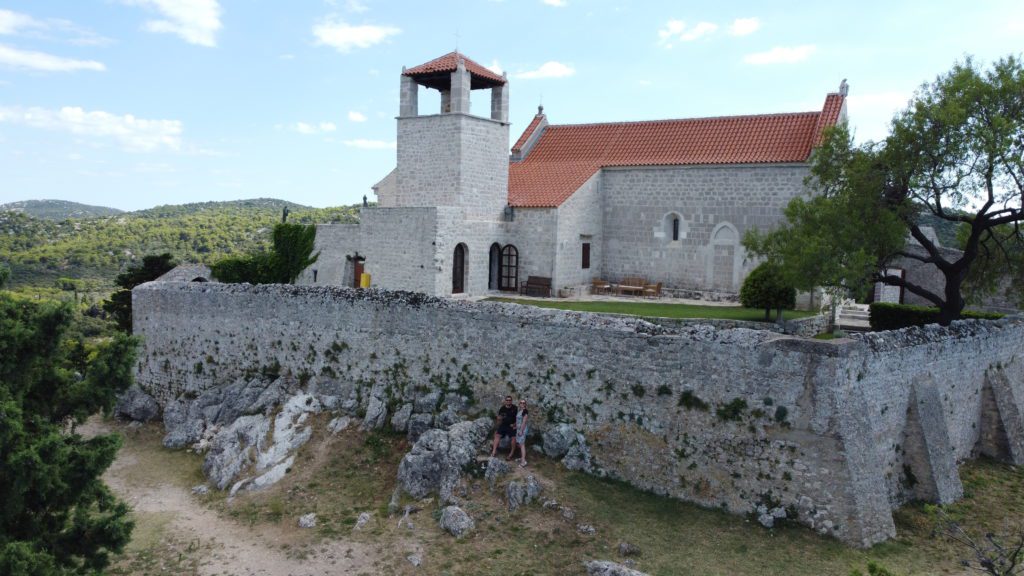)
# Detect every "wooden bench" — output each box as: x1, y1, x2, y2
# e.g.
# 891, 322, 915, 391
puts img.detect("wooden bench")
521, 276, 552, 297
617, 276, 646, 296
